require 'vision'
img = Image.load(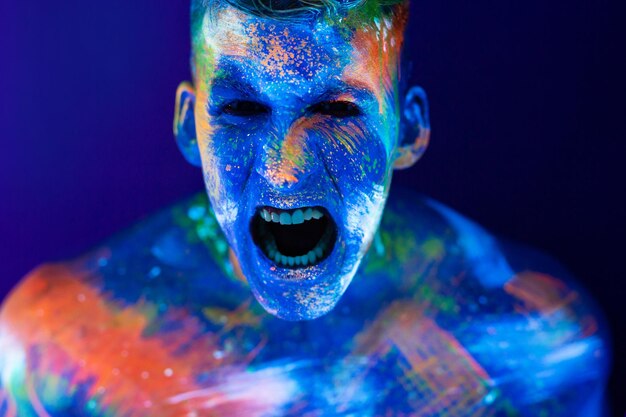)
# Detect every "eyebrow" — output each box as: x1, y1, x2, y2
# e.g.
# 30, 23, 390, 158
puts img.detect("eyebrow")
312, 84, 376, 103
209, 59, 377, 103
210, 78, 376, 107
210, 76, 258, 98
